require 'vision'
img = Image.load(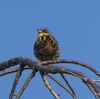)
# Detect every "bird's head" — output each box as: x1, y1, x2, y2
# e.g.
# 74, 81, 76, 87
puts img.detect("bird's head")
37, 28, 50, 37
